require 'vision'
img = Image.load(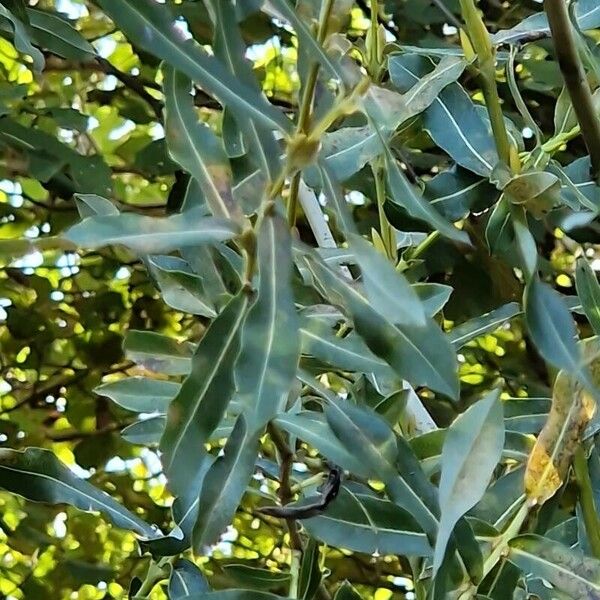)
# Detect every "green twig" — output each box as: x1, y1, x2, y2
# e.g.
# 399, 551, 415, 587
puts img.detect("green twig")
460, 0, 512, 166
544, 0, 600, 184
287, 0, 335, 226
574, 445, 600, 559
